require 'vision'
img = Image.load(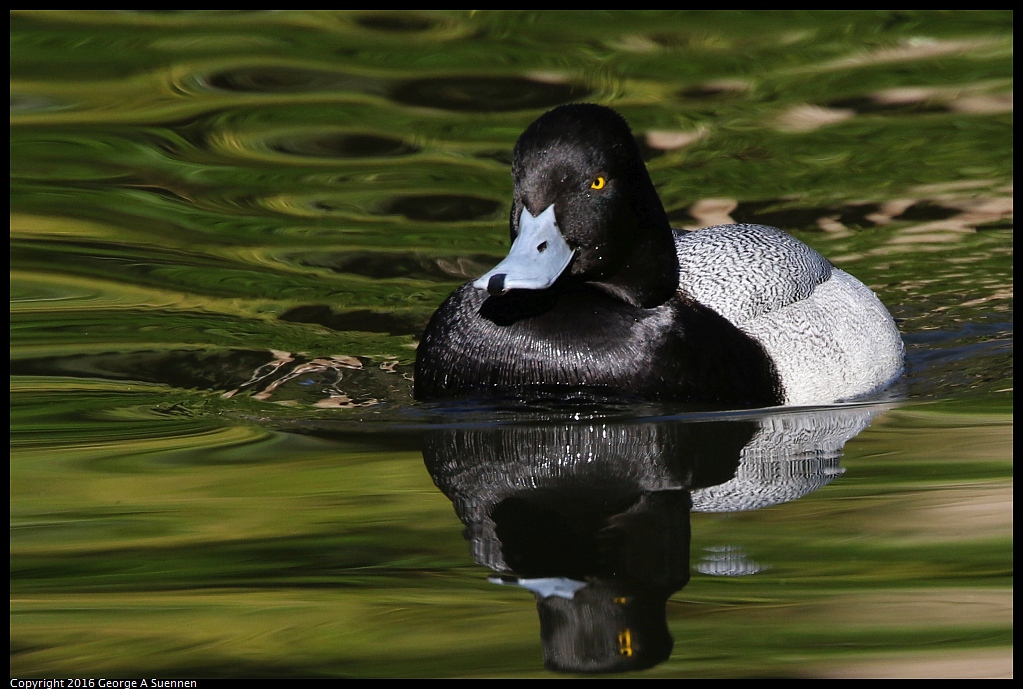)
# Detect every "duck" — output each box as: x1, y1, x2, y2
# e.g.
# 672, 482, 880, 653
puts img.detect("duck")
413, 104, 903, 407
